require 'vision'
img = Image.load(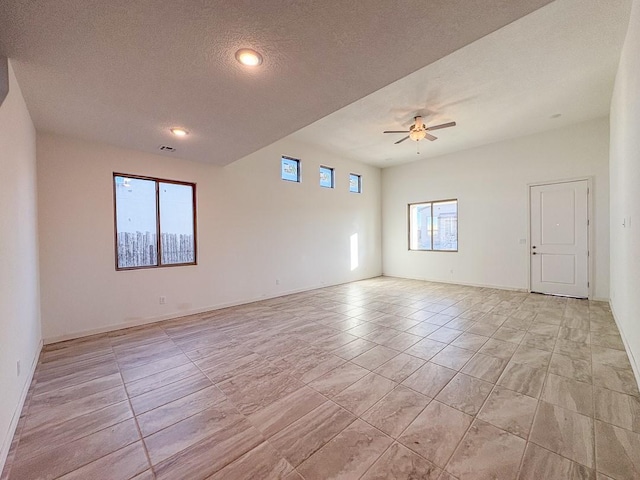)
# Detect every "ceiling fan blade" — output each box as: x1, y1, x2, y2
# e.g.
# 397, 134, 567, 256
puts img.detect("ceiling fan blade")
394, 136, 410, 144
425, 133, 438, 141
426, 121, 456, 131
384, 130, 410, 134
